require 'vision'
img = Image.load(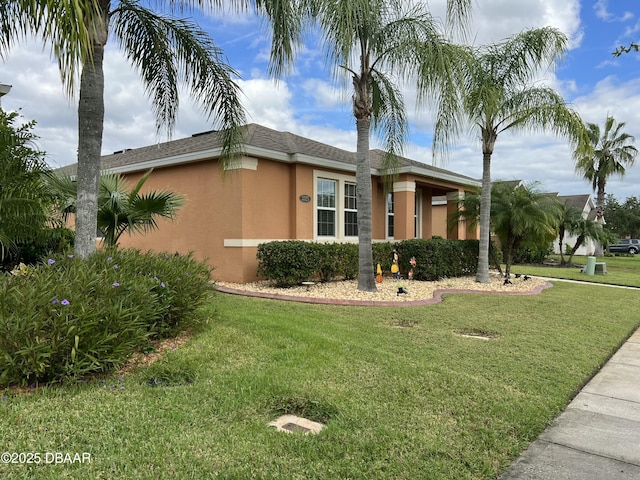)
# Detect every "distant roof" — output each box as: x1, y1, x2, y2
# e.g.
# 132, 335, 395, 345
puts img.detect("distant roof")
558, 194, 593, 210
56, 123, 479, 187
